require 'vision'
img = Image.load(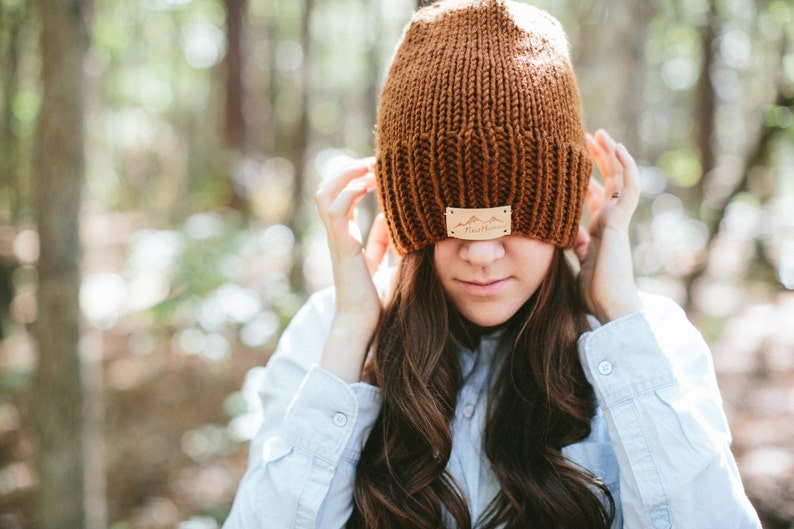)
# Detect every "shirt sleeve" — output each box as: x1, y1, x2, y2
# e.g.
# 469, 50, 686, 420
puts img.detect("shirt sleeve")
577, 293, 761, 529
223, 289, 383, 529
